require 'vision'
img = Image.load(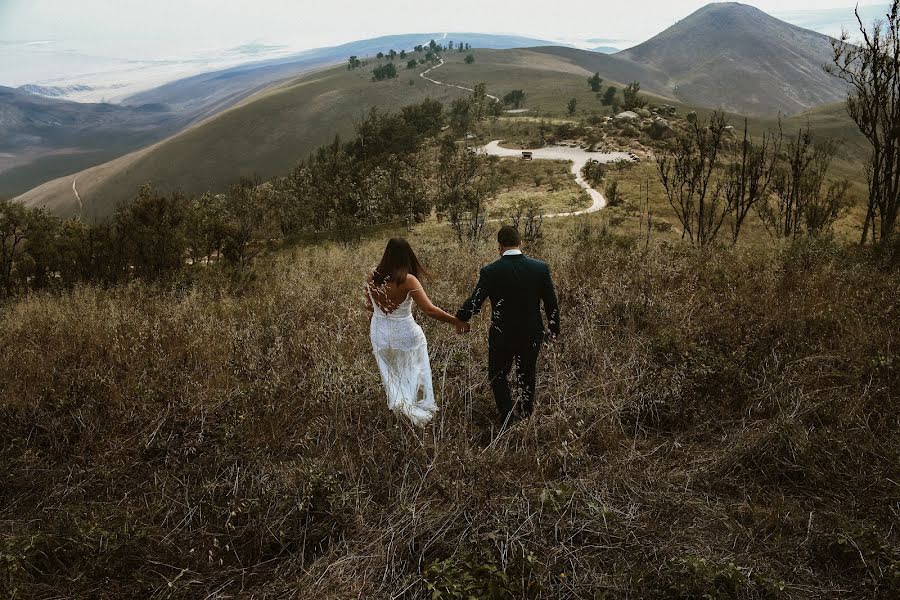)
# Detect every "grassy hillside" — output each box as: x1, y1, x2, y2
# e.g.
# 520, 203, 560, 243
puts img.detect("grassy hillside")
1, 216, 897, 598
16, 43, 868, 225
16, 62, 470, 221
